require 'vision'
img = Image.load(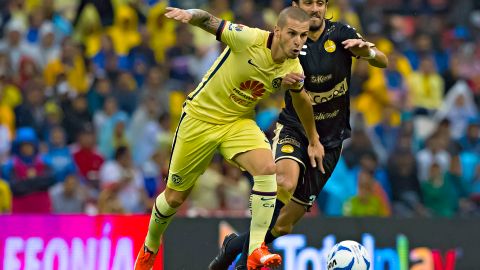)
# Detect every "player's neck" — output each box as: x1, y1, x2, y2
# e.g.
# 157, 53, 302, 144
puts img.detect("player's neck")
308, 20, 326, 42
270, 39, 287, 63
